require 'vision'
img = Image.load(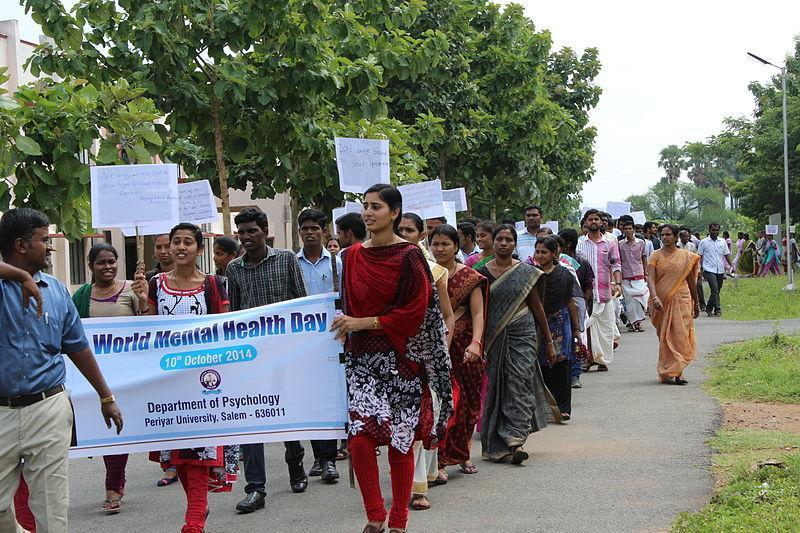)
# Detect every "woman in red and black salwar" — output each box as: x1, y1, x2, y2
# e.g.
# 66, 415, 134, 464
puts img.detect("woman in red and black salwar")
332, 184, 452, 533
